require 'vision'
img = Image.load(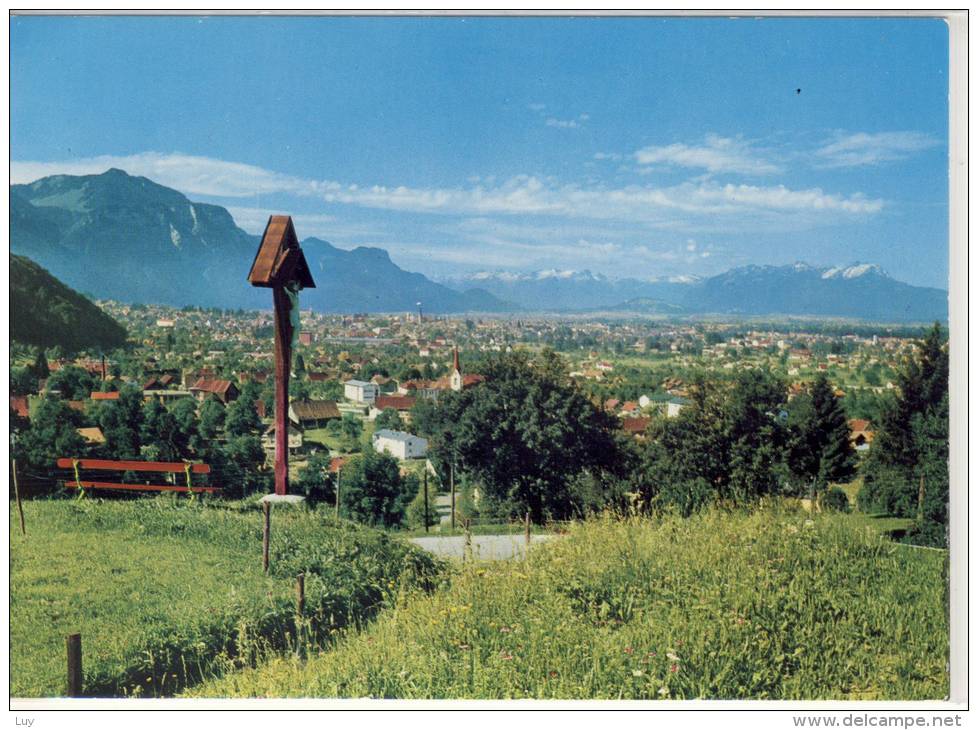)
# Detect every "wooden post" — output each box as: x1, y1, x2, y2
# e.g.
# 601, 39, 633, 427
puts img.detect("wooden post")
335, 466, 341, 522
450, 460, 456, 531
272, 285, 292, 496
423, 470, 430, 534
917, 474, 926, 523
295, 573, 305, 618
12, 459, 25, 536
66, 633, 82, 697
525, 511, 531, 548
464, 518, 472, 561
262, 502, 271, 573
